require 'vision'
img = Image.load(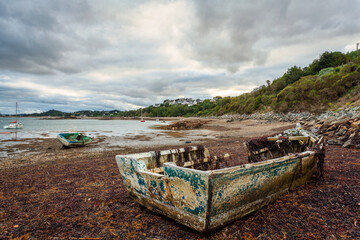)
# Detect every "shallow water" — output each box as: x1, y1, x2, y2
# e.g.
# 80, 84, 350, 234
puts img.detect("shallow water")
0, 117, 168, 140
